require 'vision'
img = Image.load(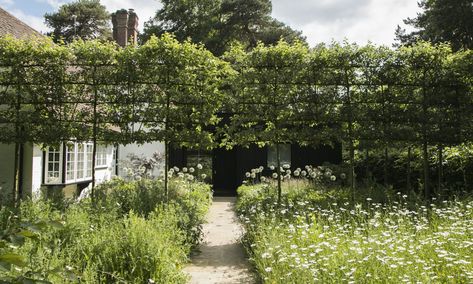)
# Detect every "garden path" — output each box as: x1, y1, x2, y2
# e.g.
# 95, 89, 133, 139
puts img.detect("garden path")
184, 197, 255, 284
